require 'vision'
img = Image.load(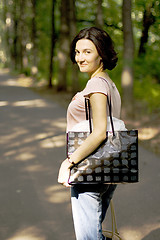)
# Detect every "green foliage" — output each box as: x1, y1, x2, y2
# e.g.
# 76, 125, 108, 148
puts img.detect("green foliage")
76, 0, 97, 28
133, 0, 160, 51
134, 76, 160, 112
134, 51, 160, 111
